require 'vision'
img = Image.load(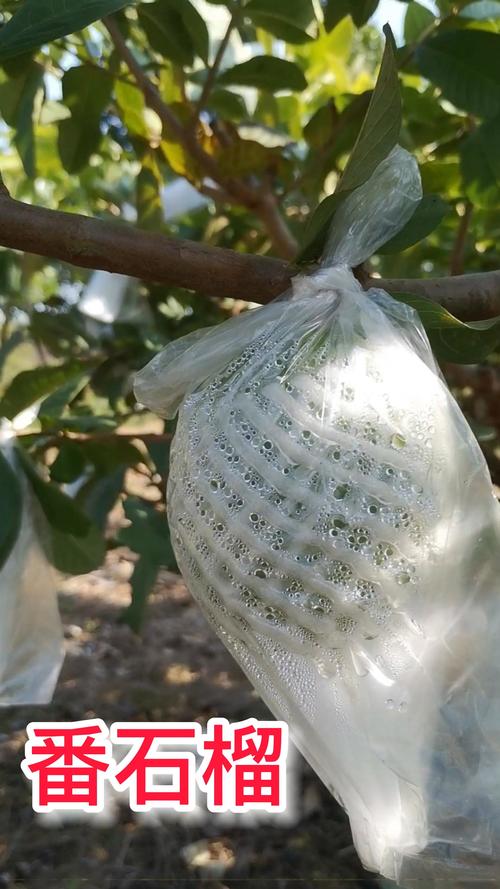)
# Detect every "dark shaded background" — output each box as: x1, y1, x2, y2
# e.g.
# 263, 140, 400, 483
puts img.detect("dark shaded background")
0, 553, 381, 889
